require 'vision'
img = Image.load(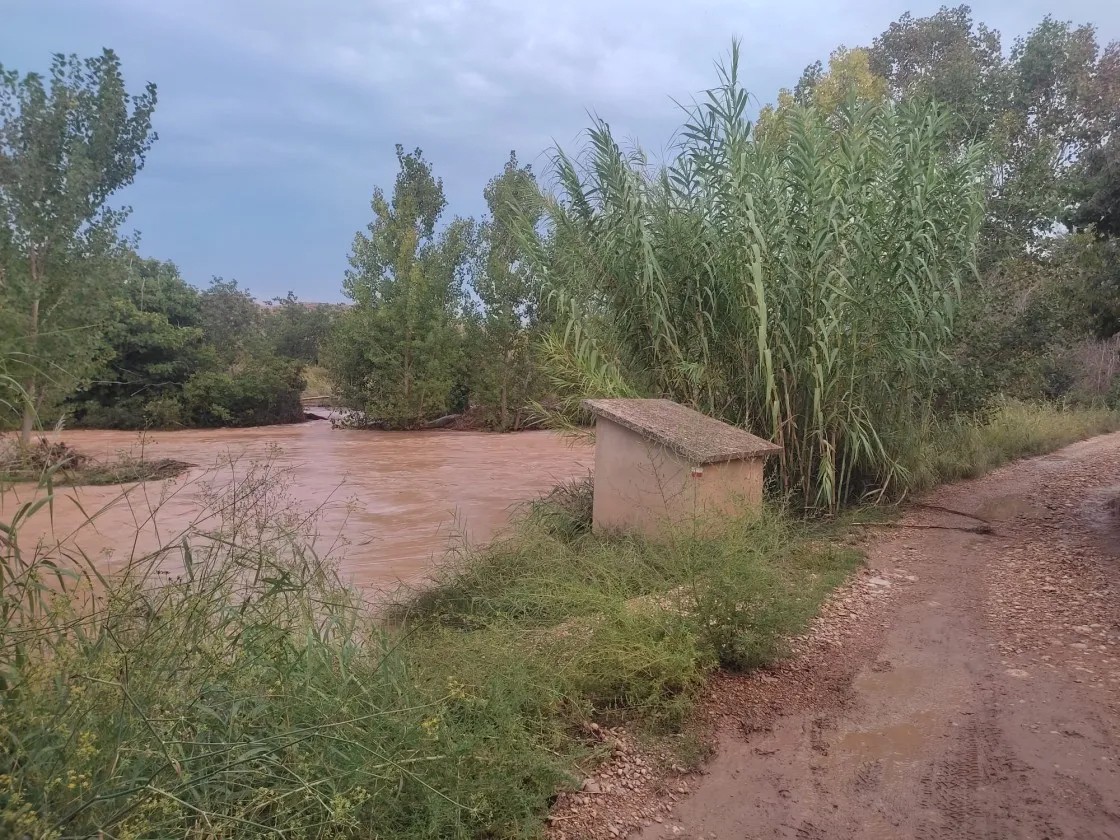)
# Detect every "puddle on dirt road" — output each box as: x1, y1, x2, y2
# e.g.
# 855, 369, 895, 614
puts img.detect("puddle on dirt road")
836, 666, 941, 768
835, 710, 941, 763
852, 664, 928, 700
976, 493, 1042, 522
